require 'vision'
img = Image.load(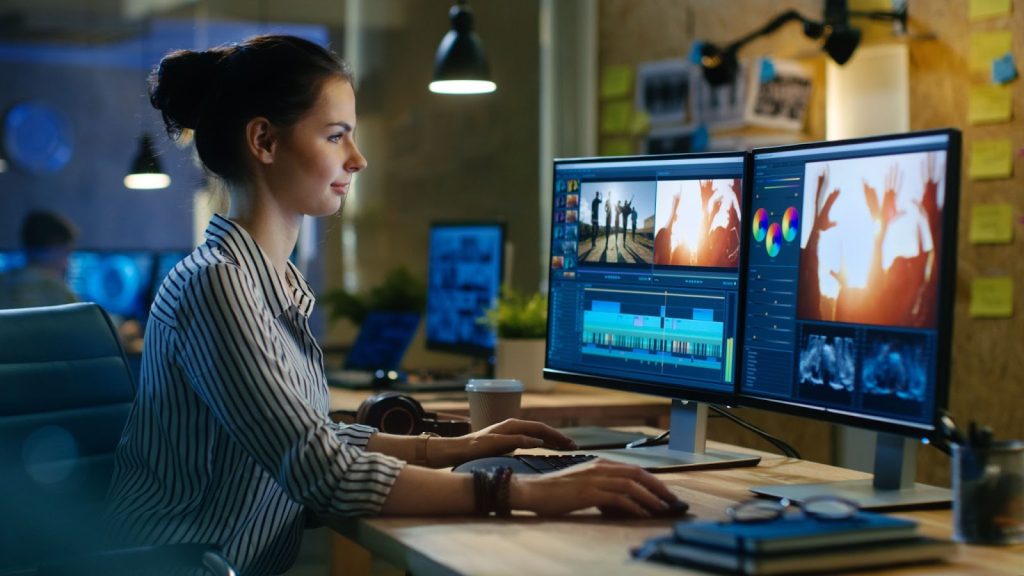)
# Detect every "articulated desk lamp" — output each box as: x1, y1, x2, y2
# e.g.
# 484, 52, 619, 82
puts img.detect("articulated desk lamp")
697, 0, 907, 87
